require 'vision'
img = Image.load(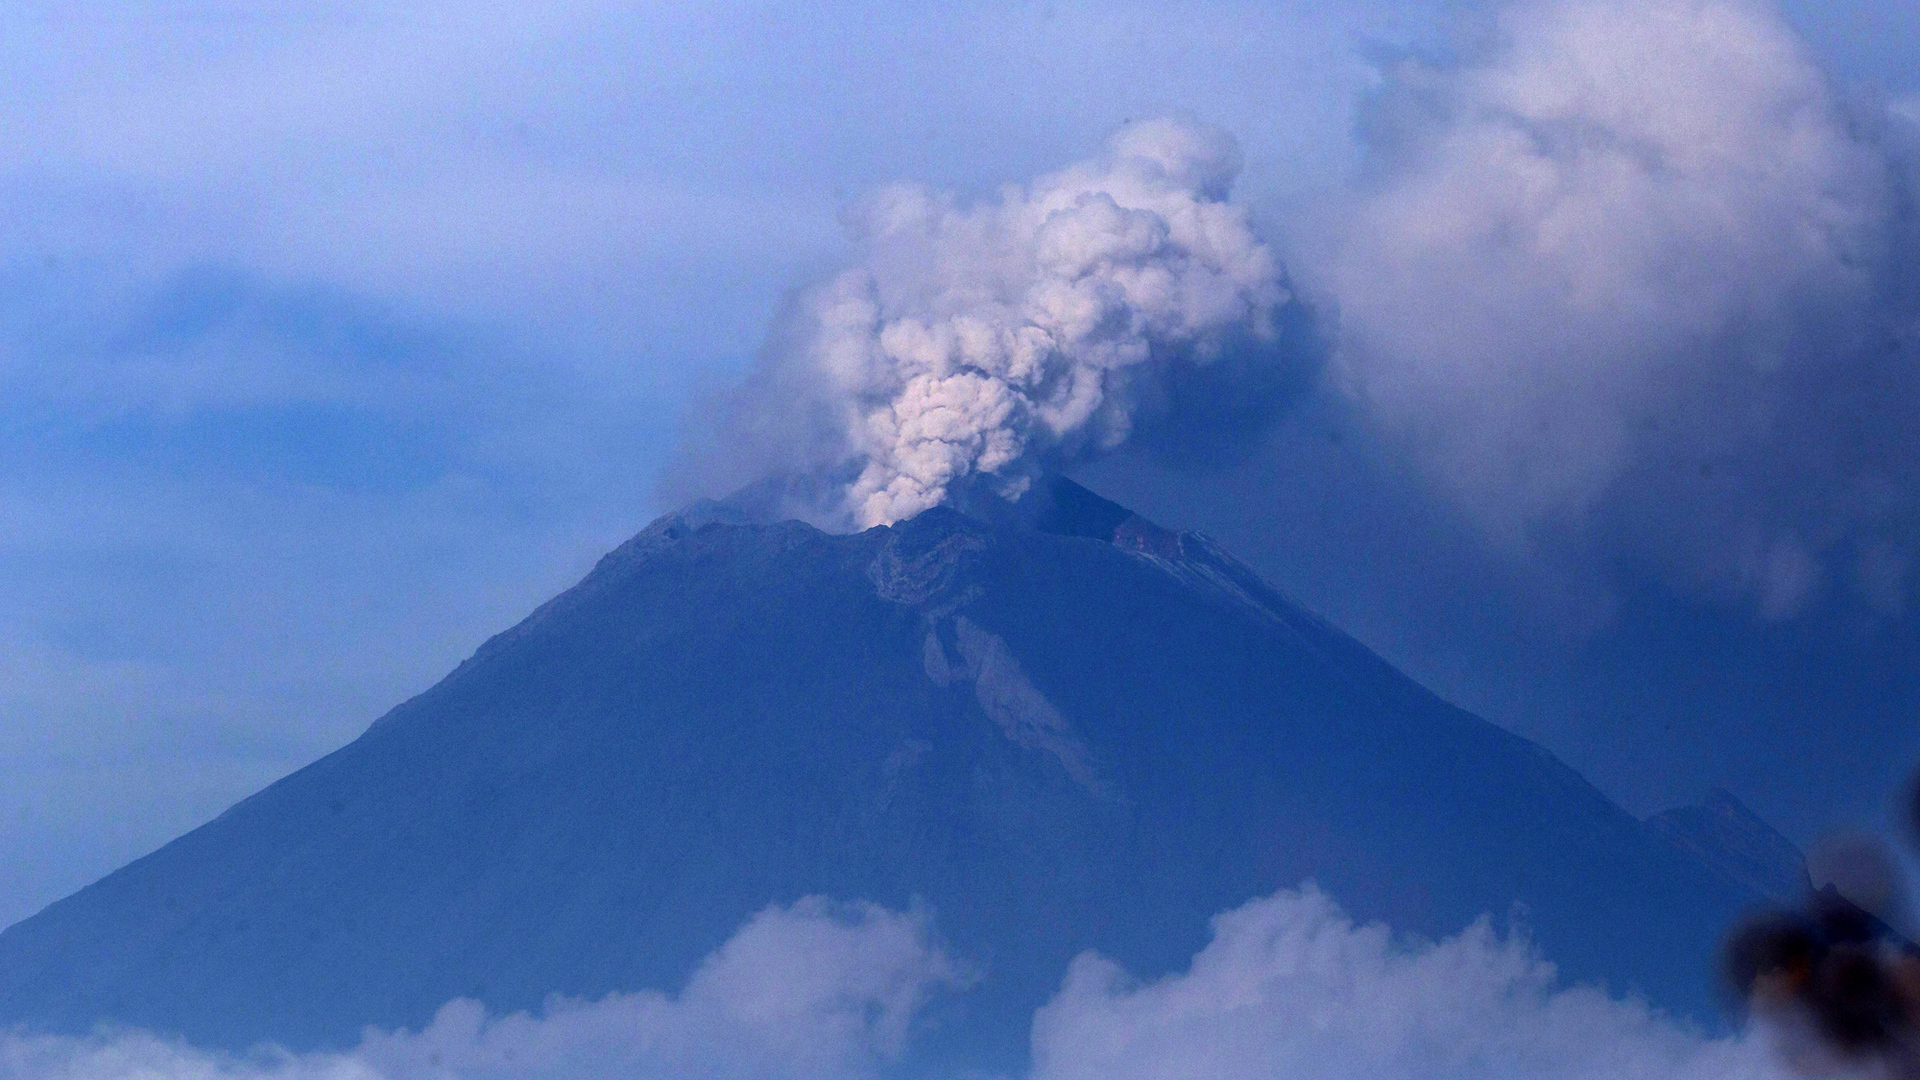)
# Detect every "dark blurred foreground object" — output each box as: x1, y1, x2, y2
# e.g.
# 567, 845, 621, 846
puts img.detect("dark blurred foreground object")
0, 478, 1774, 1073
1729, 888, 1920, 1051
1728, 821, 1920, 1077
